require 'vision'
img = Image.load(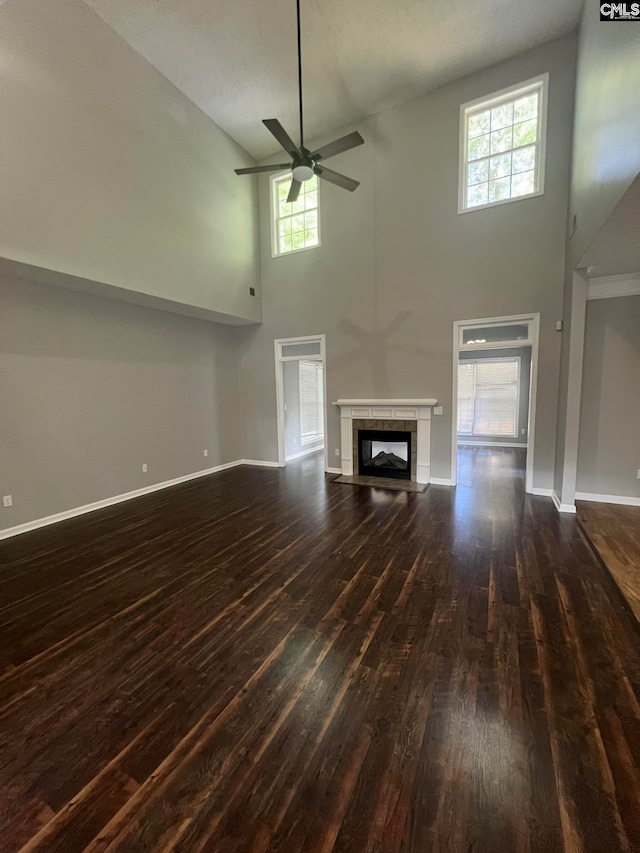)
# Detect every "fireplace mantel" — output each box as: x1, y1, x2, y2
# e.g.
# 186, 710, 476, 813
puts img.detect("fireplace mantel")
333, 399, 438, 485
